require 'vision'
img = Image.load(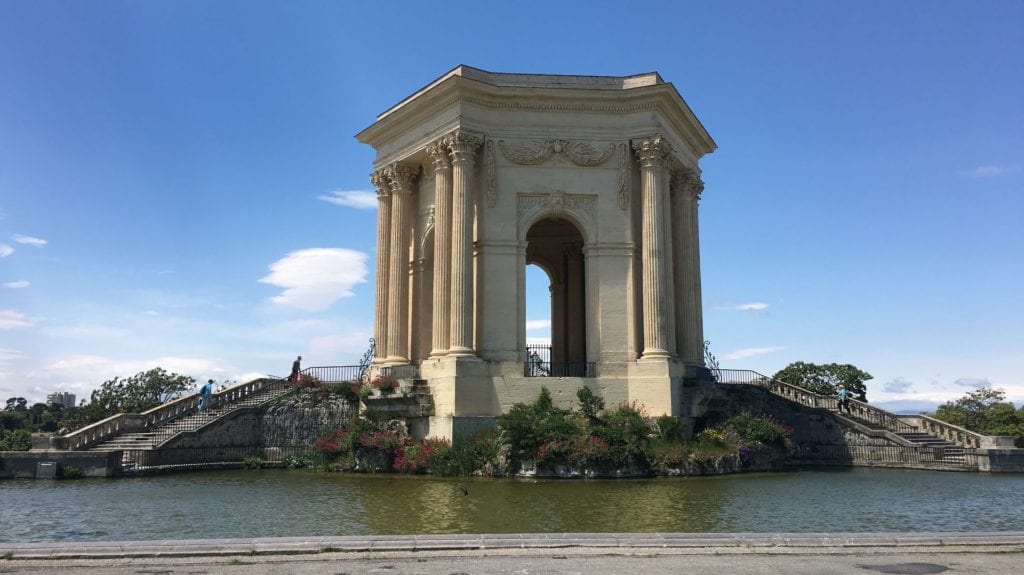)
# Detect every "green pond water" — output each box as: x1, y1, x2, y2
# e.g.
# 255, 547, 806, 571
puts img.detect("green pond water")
3, 468, 1023, 542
